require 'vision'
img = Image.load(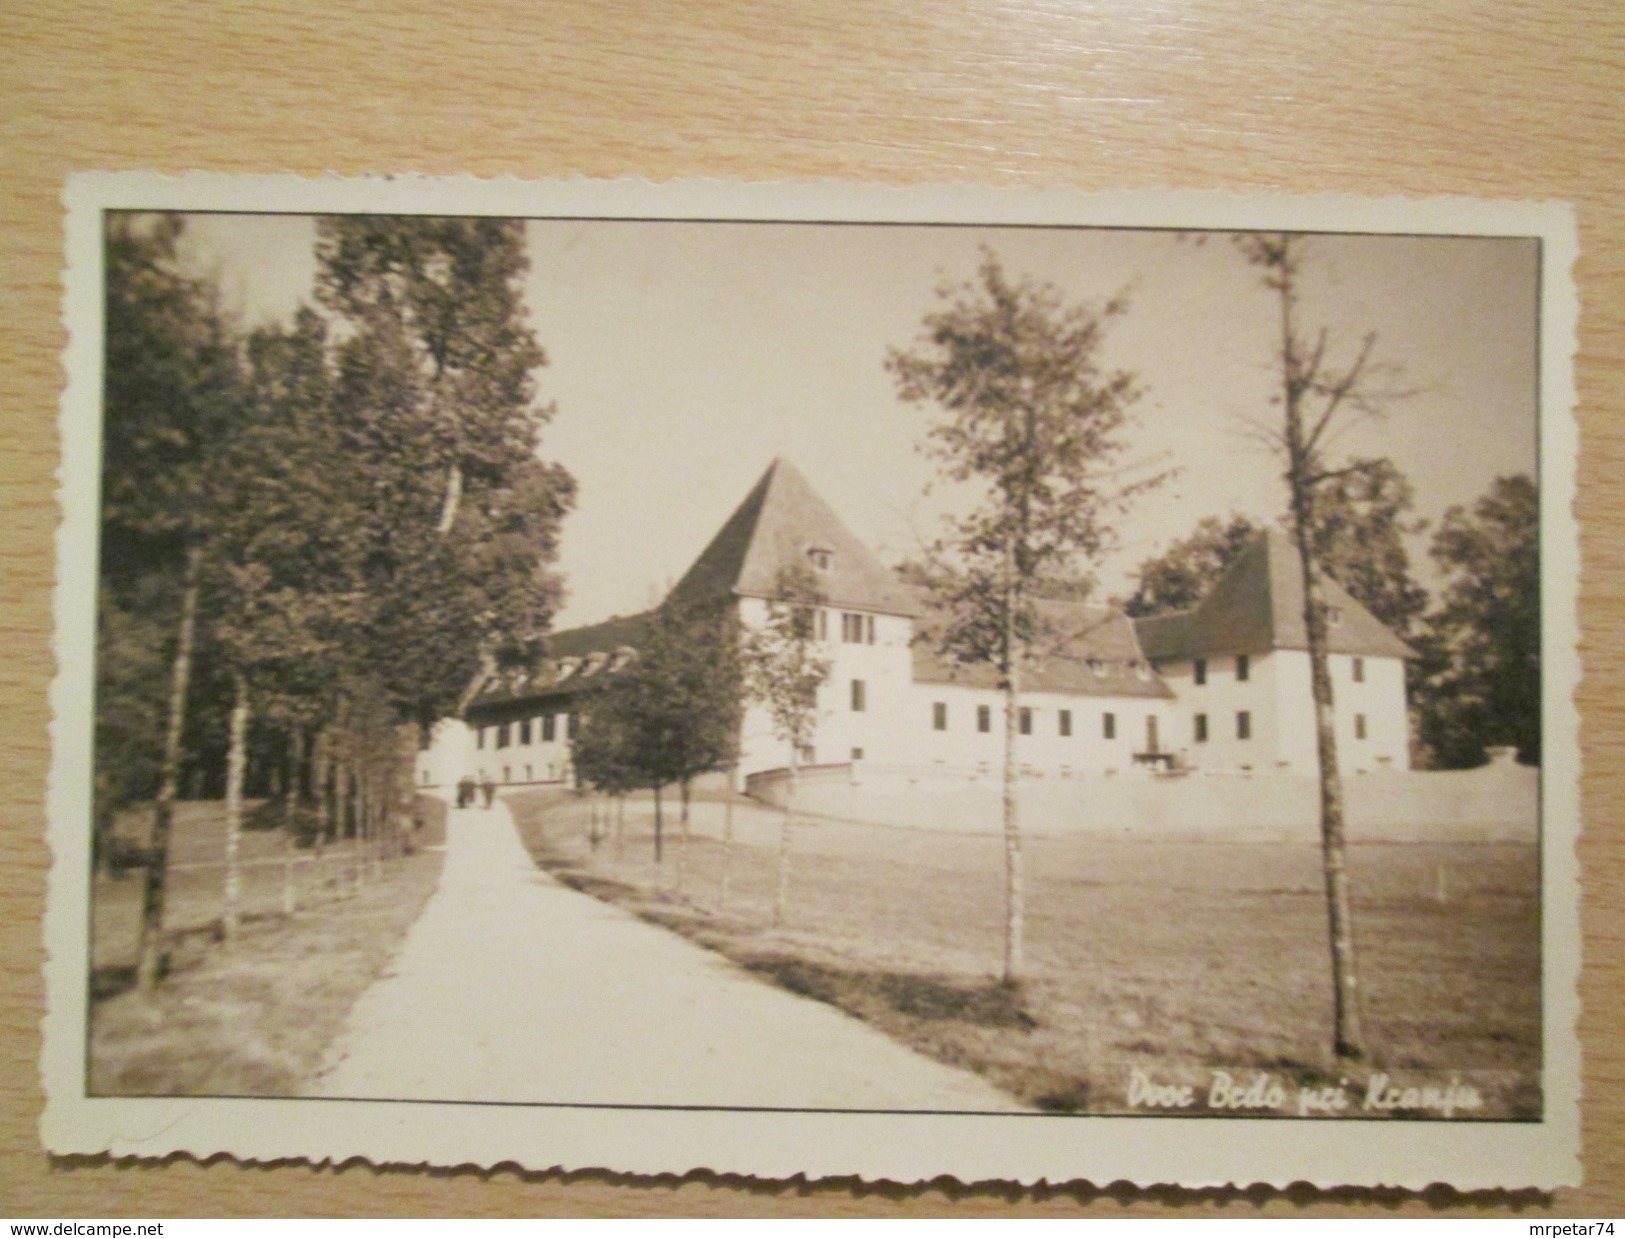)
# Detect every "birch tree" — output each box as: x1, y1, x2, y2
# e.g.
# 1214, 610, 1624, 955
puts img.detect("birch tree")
1236, 233, 1407, 1060
101, 214, 245, 991
888, 251, 1156, 984
742, 565, 831, 927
